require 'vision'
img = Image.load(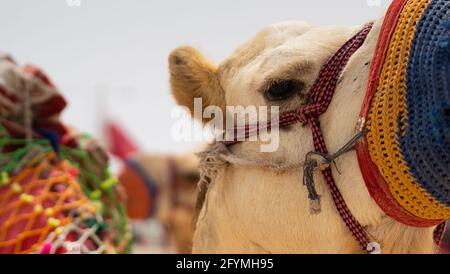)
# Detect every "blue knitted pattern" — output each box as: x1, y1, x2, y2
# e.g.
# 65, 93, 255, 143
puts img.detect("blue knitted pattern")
399, 0, 450, 206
